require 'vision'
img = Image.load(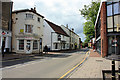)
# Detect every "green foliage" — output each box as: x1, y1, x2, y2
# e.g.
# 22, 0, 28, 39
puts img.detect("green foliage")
80, 2, 100, 43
